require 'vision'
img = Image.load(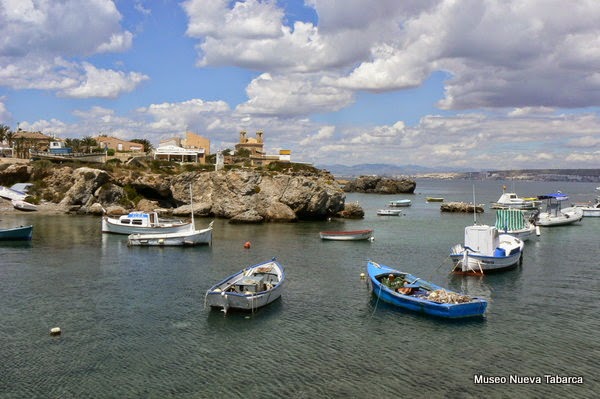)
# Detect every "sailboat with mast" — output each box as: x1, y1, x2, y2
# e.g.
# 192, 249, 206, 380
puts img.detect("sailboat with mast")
449, 186, 525, 275
127, 184, 213, 246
